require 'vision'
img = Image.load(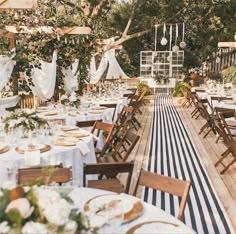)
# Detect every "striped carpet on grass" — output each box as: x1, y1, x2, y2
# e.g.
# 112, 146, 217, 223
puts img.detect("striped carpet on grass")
144, 94, 233, 234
